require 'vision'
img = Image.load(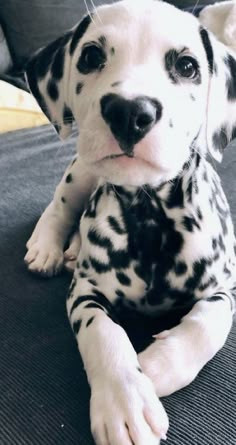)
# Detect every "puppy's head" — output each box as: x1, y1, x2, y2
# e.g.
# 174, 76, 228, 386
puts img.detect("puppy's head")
26, 0, 236, 187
